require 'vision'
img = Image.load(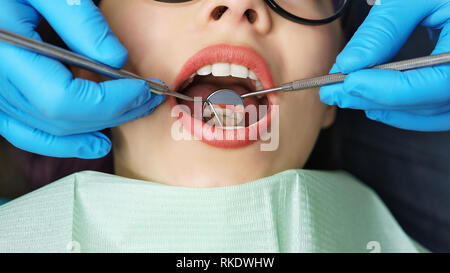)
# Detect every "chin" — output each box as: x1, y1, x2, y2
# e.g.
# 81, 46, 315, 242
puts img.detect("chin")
178, 167, 273, 188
